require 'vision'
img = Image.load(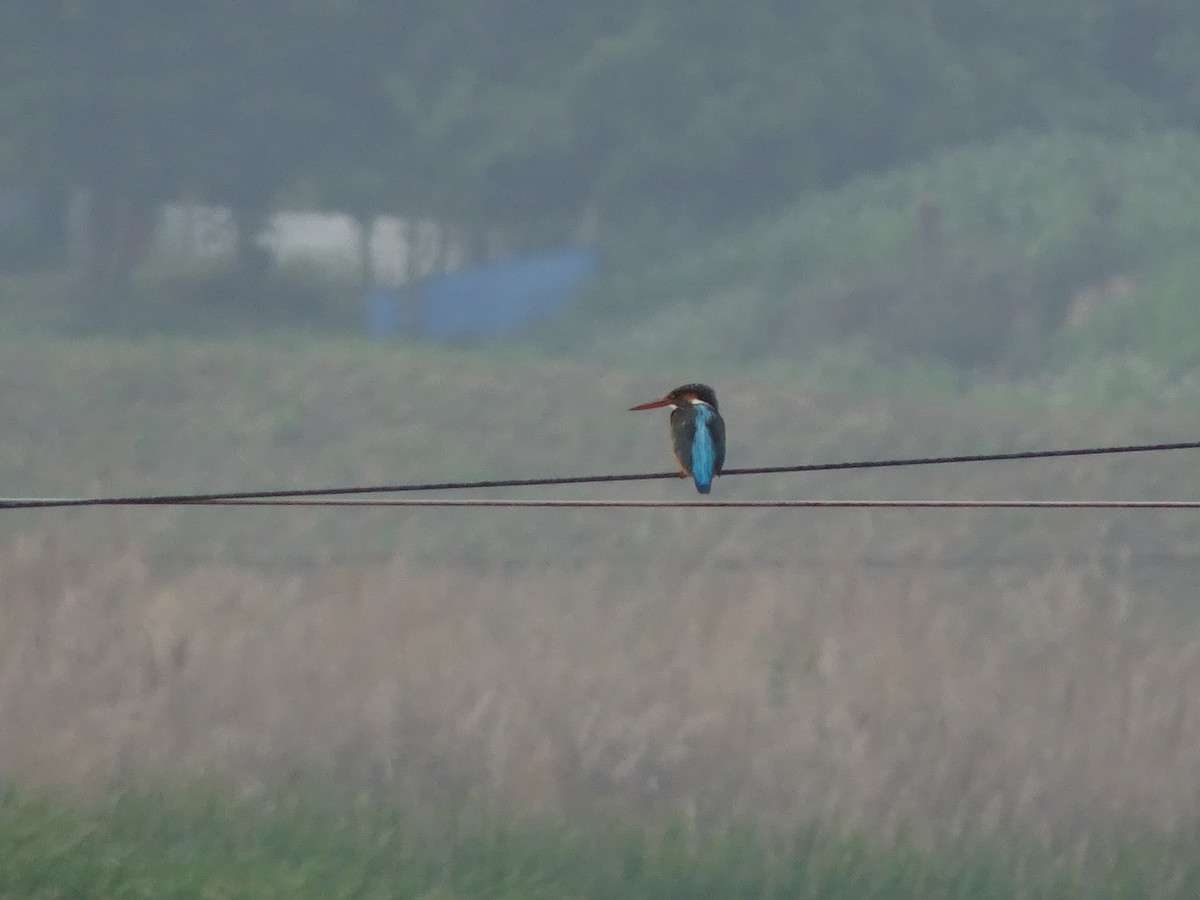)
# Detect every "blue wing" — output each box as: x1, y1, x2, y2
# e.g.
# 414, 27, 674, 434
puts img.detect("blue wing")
689, 404, 722, 494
